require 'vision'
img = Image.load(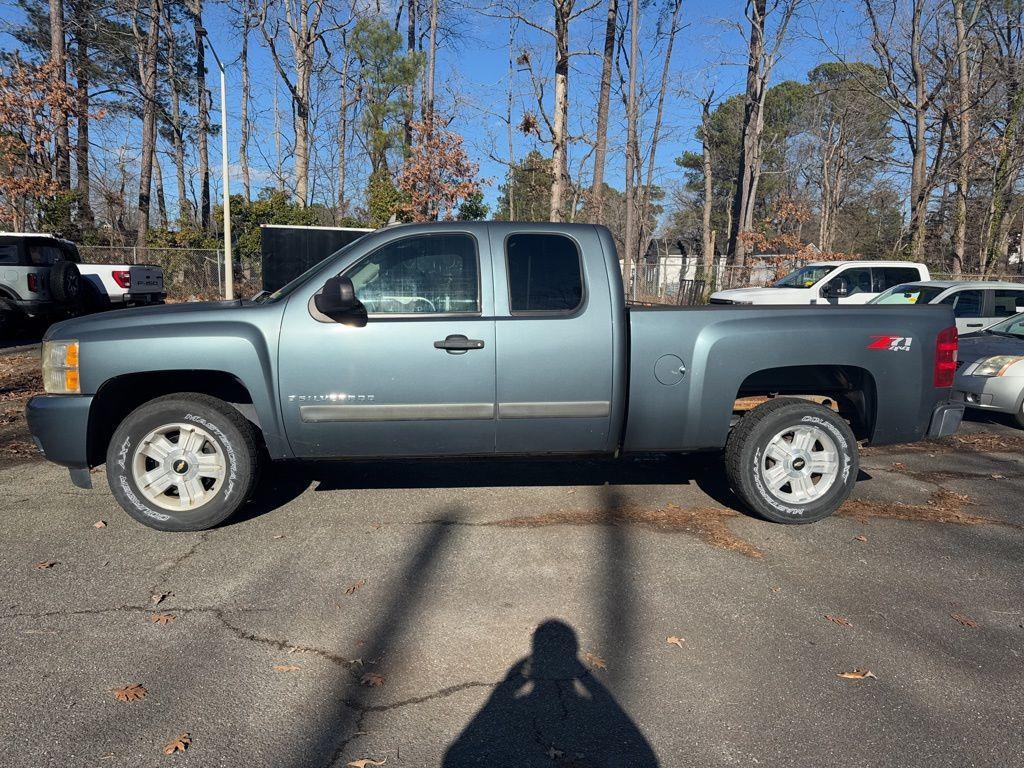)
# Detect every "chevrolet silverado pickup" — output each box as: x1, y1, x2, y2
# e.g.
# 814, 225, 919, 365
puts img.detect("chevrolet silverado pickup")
26, 222, 964, 531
